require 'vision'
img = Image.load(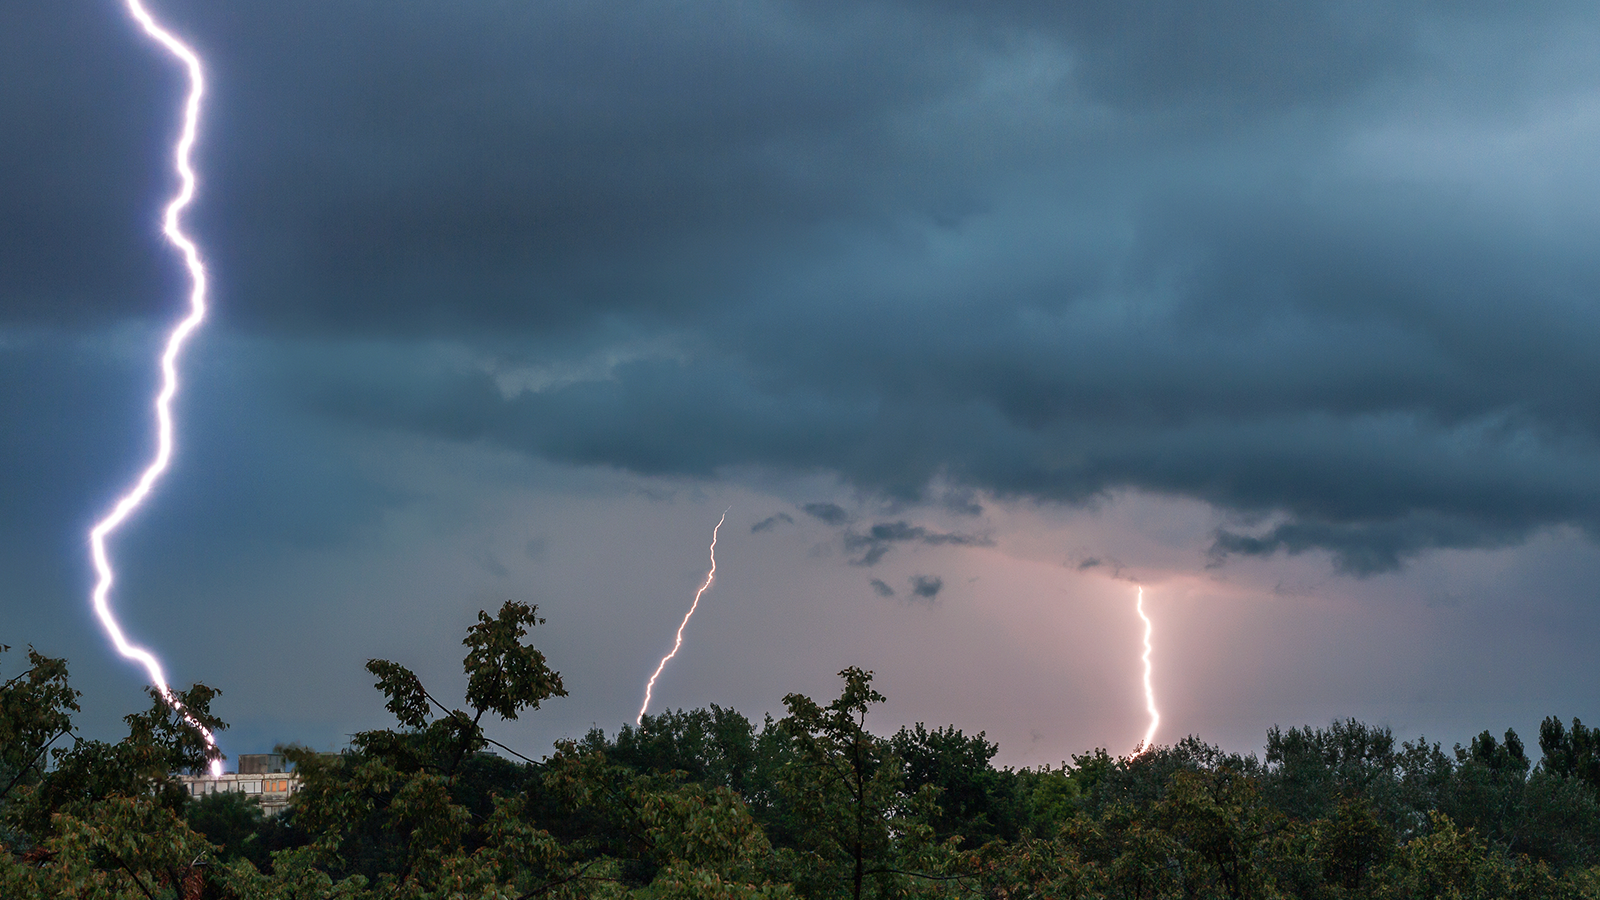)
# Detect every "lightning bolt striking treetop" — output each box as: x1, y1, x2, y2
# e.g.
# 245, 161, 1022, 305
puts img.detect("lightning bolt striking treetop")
638, 509, 729, 724
1134, 586, 1160, 755
89, 0, 222, 776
